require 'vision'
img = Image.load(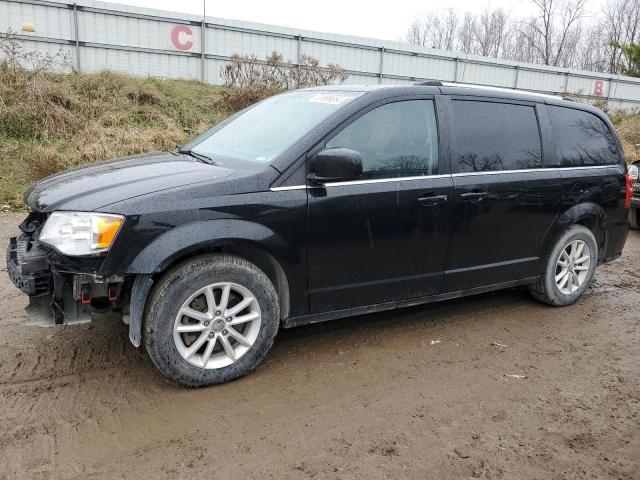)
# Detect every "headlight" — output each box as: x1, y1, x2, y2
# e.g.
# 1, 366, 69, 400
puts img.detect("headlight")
629, 164, 639, 181
39, 212, 124, 256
